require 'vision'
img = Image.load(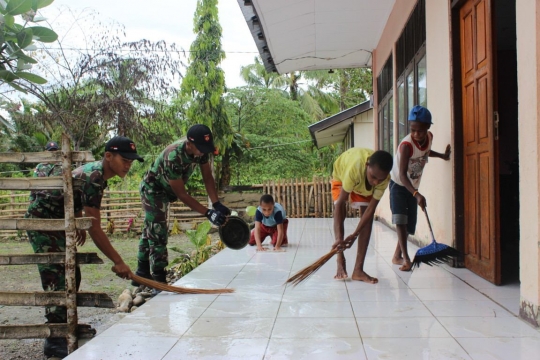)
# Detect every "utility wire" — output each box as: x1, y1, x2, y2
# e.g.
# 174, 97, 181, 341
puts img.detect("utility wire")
37, 47, 259, 54
249, 139, 311, 150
